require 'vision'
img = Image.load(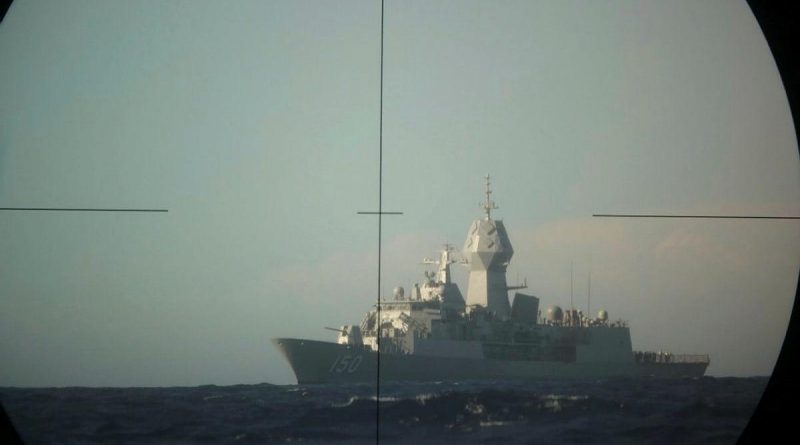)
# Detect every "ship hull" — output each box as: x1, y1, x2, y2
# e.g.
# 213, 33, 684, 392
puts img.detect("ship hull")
636, 361, 709, 378
273, 338, 706, 384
